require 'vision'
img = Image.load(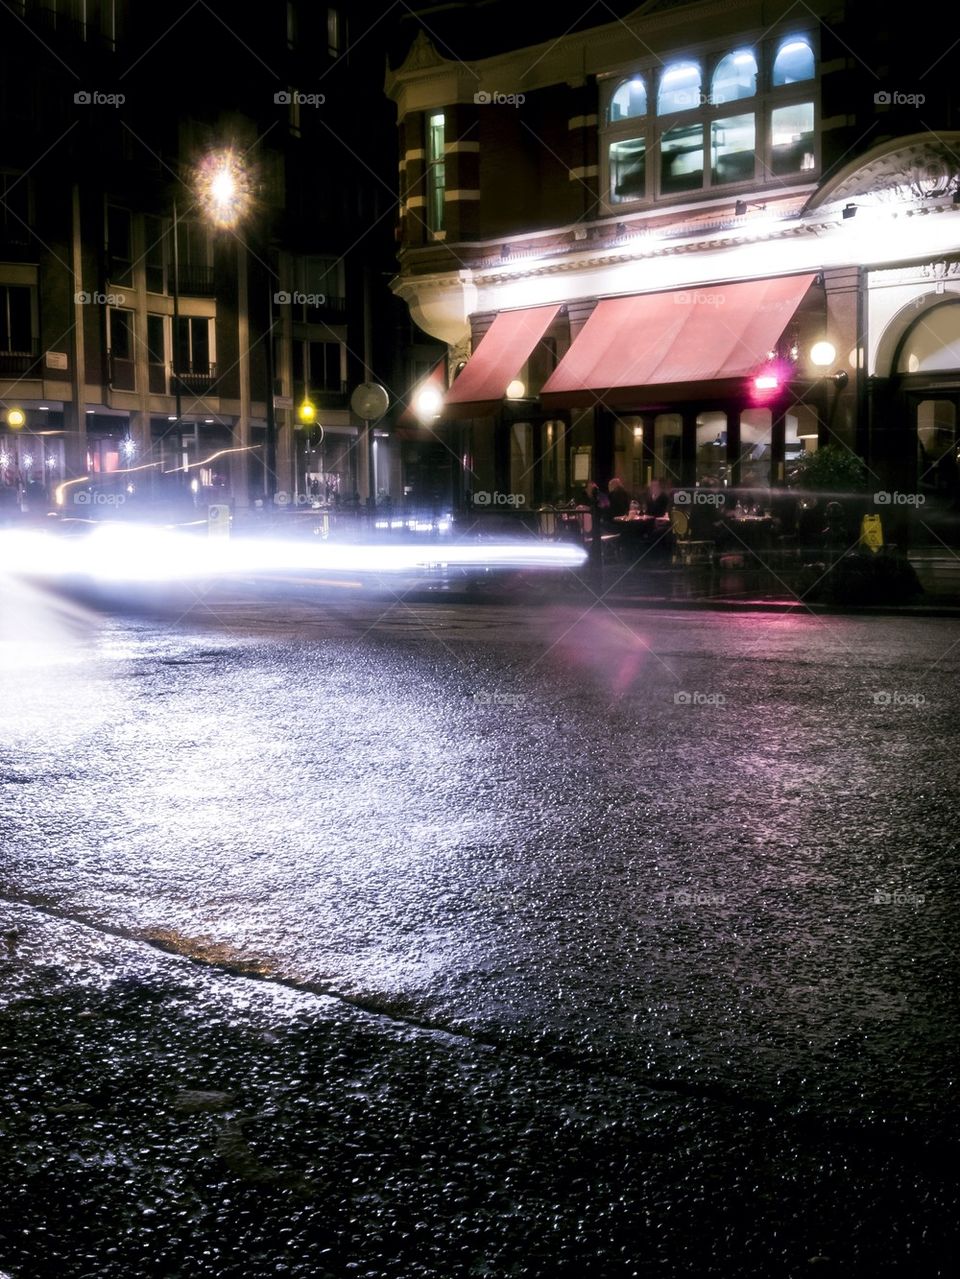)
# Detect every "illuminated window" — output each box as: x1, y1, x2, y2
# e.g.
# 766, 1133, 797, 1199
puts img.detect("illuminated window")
711, 50, 757, 104
660, 120, 703, 194
770, 102, 815, 174
426, 112, 446, 234
658, 62, 702, 114
609, 77, 647, 122
711, 113, 755, 184
772, 38, 815, 86
600, 34, 816, 207
610, 138, 646, 202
